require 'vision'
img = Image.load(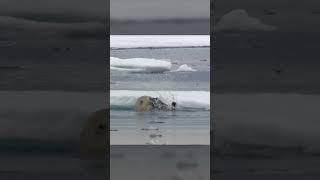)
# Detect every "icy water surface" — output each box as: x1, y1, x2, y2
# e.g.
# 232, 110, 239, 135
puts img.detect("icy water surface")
111, 110, 209, 145
111, 47, 210, 90
110, 47, 210, 145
